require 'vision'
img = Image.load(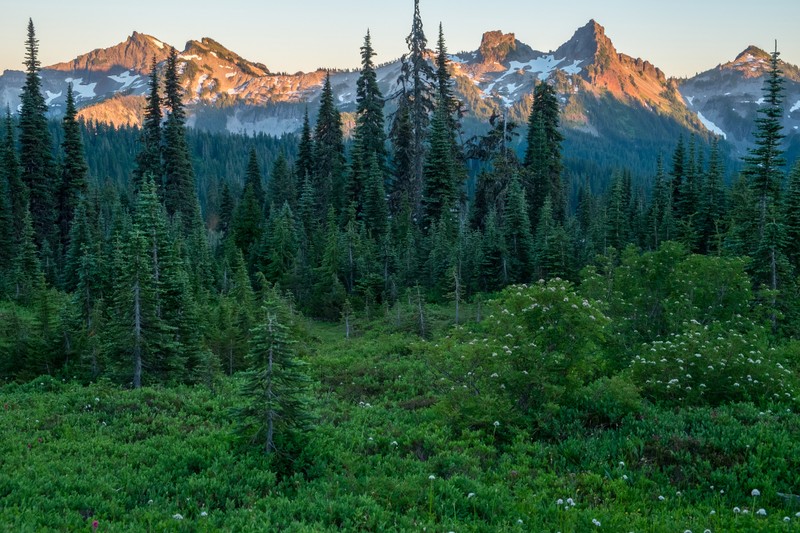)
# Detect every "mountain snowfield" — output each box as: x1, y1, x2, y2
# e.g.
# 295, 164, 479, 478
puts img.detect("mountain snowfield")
1, 20, 799, 155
